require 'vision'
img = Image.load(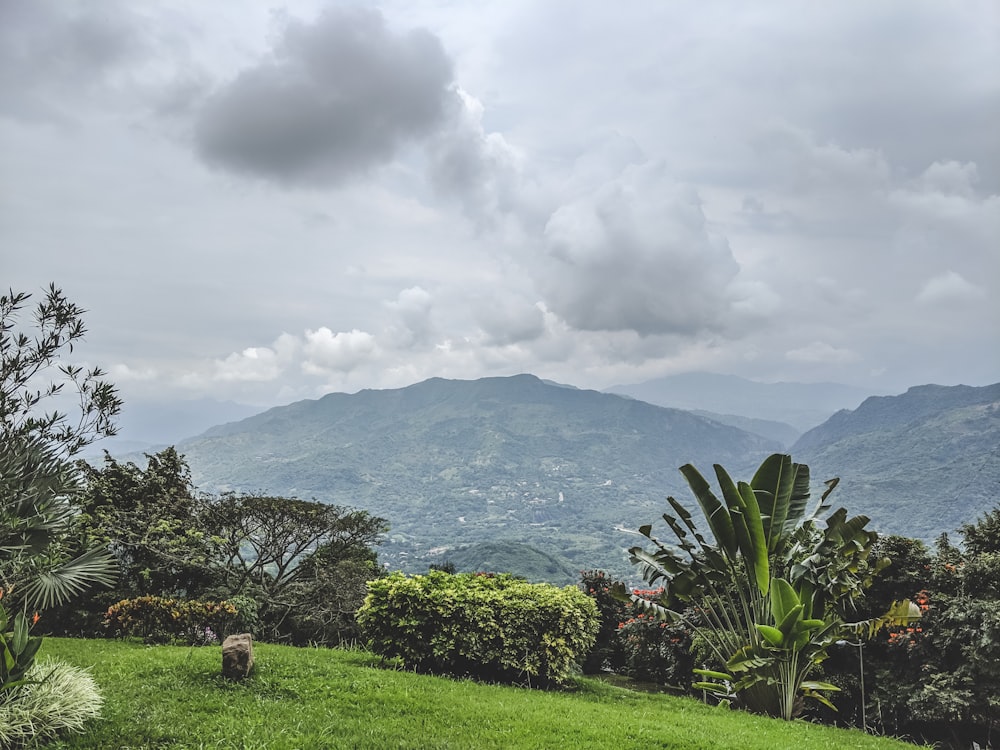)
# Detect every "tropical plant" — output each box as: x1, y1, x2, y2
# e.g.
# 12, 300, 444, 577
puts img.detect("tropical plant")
1, 285, 119, 610
0, 658, 103, 748
614, 453, 918, 719
0, 594, 42, 697
0, 435, 117, 613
